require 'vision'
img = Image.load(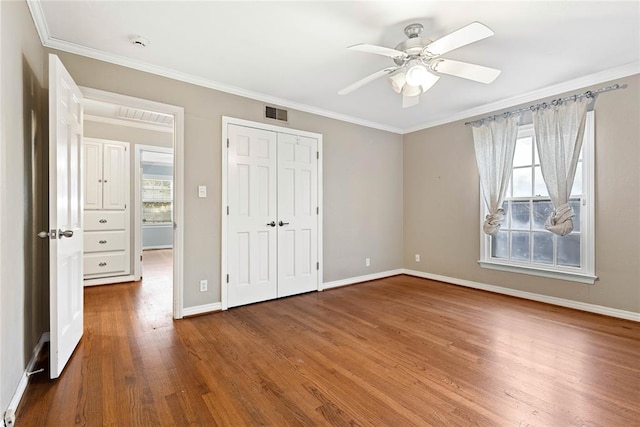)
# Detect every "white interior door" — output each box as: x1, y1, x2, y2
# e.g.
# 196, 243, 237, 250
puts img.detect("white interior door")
227, 124, 278, 307
47, 54, 84, 379
277, 133, 318, 297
